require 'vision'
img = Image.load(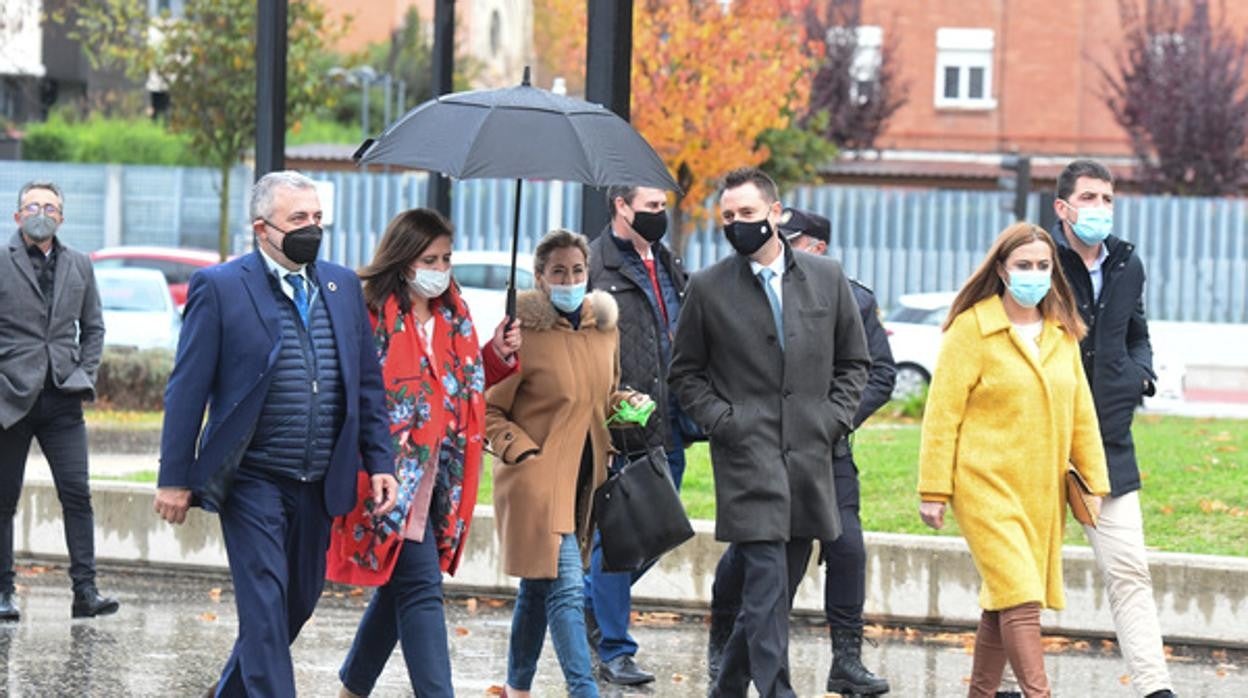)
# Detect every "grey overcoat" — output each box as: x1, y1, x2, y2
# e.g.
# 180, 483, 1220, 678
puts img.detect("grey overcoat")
669, 245, 870, 542
0, 232, 104, 428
